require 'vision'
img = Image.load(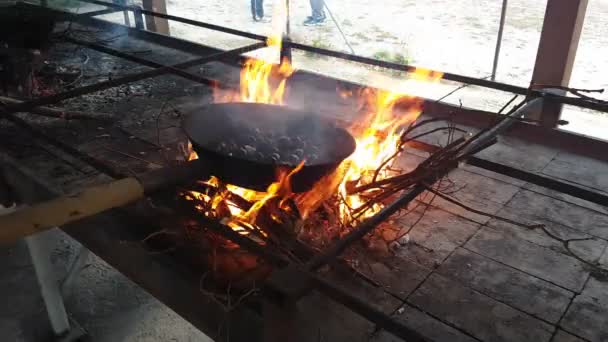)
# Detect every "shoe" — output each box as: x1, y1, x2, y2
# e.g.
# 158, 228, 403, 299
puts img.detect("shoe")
303, 16, 325, 26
